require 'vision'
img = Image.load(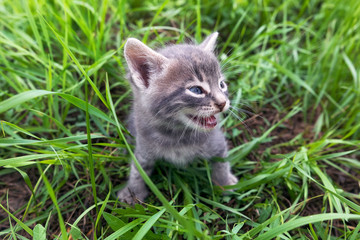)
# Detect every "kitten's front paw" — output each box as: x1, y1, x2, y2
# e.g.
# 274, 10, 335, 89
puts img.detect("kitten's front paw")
117, 187, 148, 205
213, 172, 238, 193
221, 173, 238, 194
226, 173, 238, 187
212, 172, 238, 187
